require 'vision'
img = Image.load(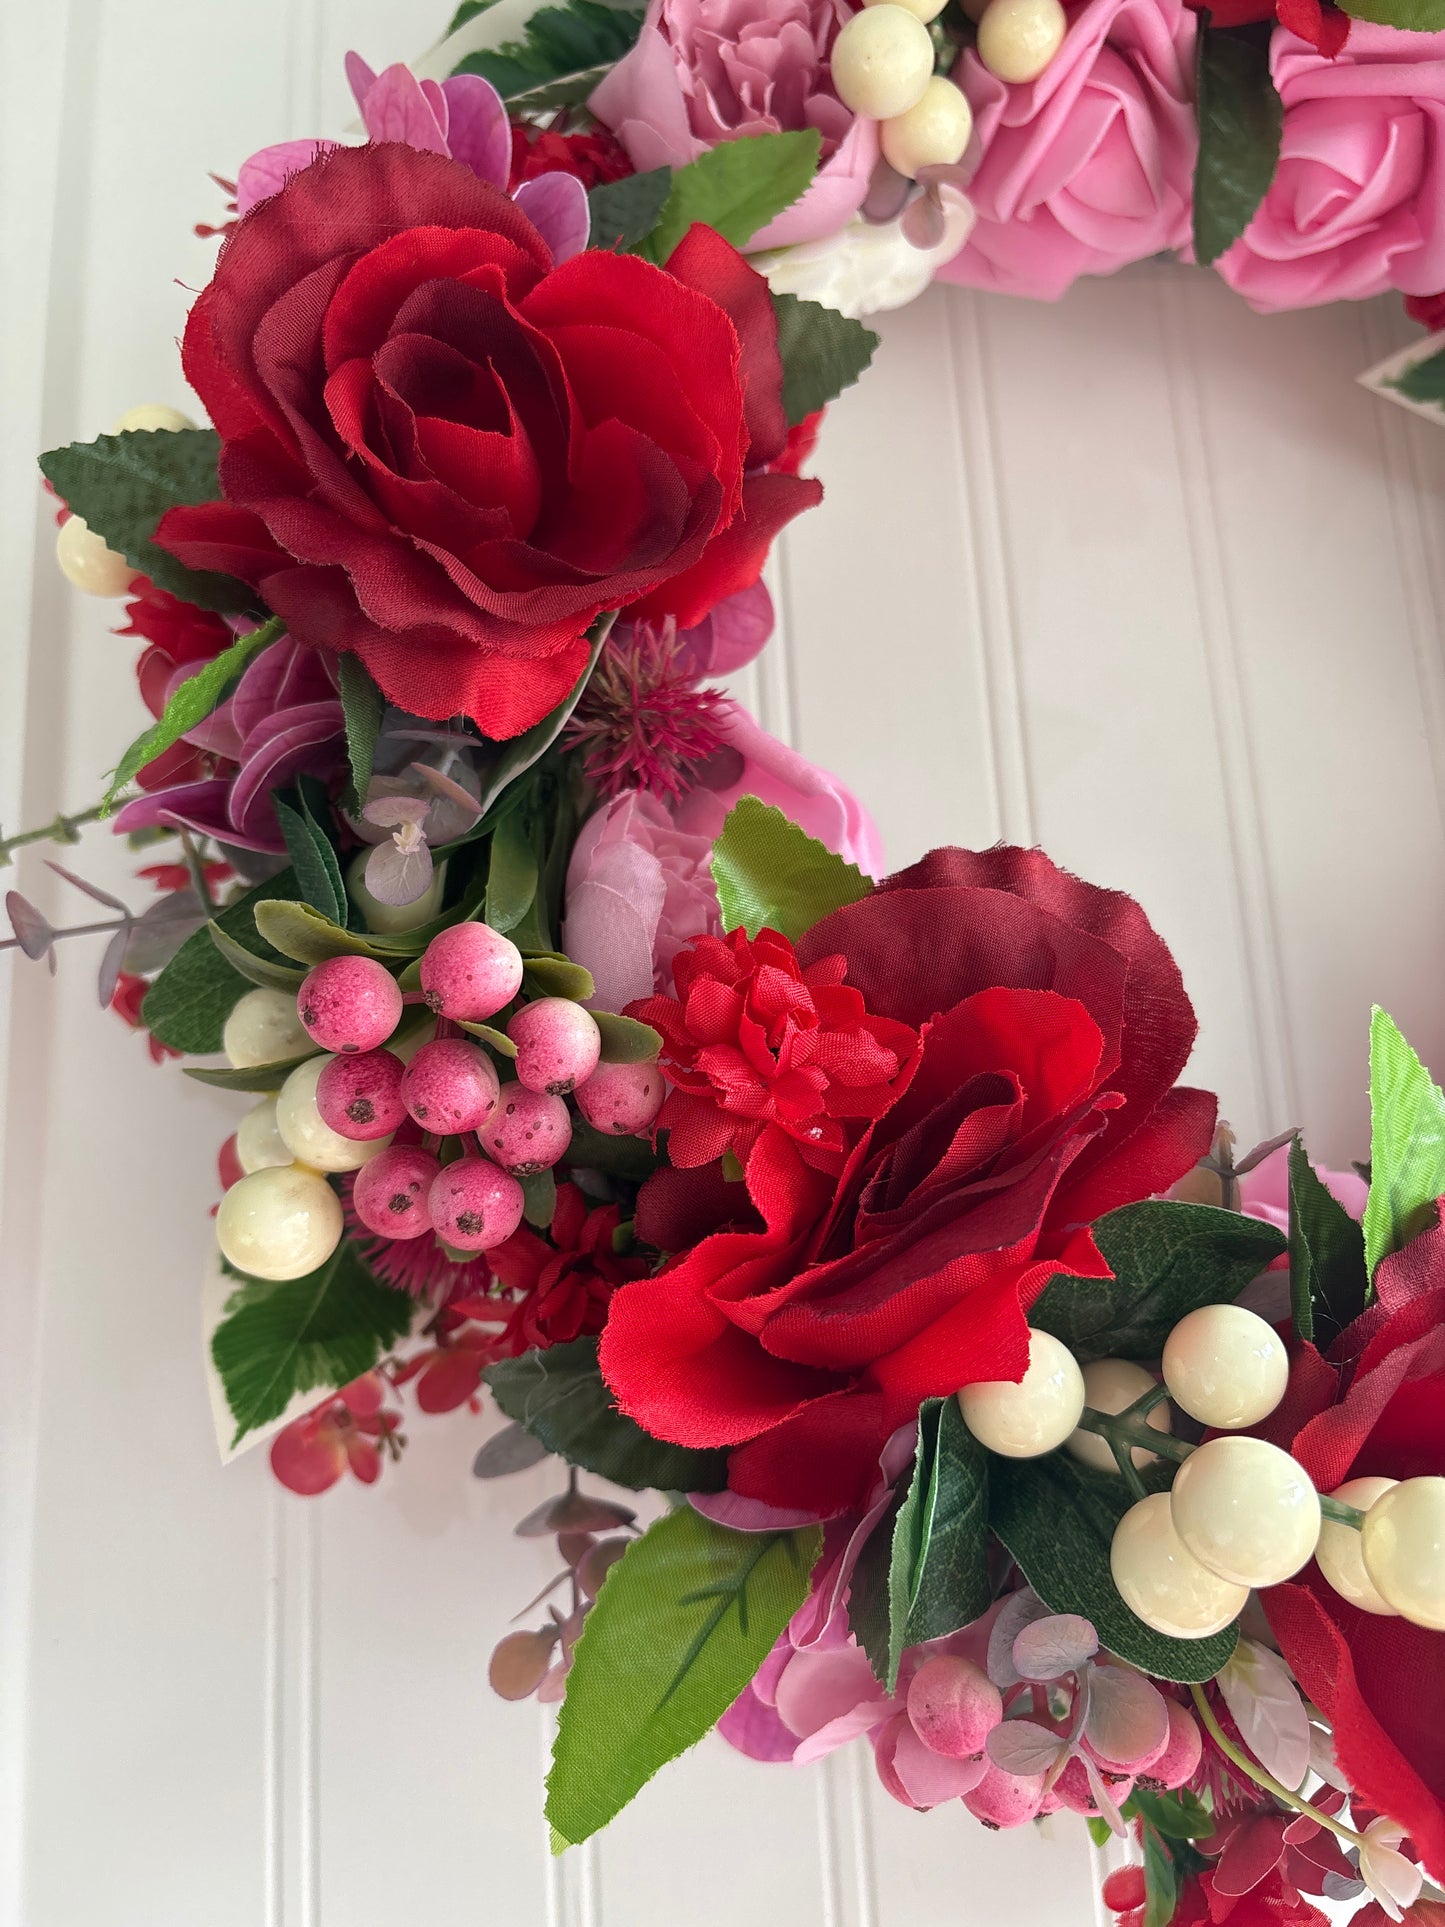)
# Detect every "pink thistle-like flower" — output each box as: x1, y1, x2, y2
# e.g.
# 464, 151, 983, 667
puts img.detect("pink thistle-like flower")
342, 1181, 501, 1303
564, 620, 729, 802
